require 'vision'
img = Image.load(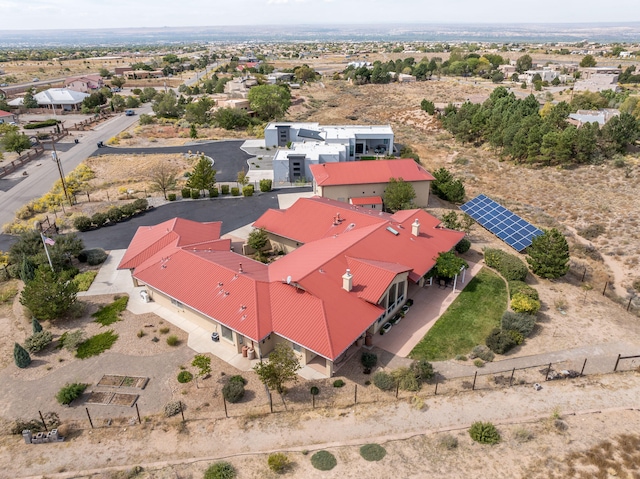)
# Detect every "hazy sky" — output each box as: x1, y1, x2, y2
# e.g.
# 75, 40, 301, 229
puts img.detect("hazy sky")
2, 0, 640, 30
